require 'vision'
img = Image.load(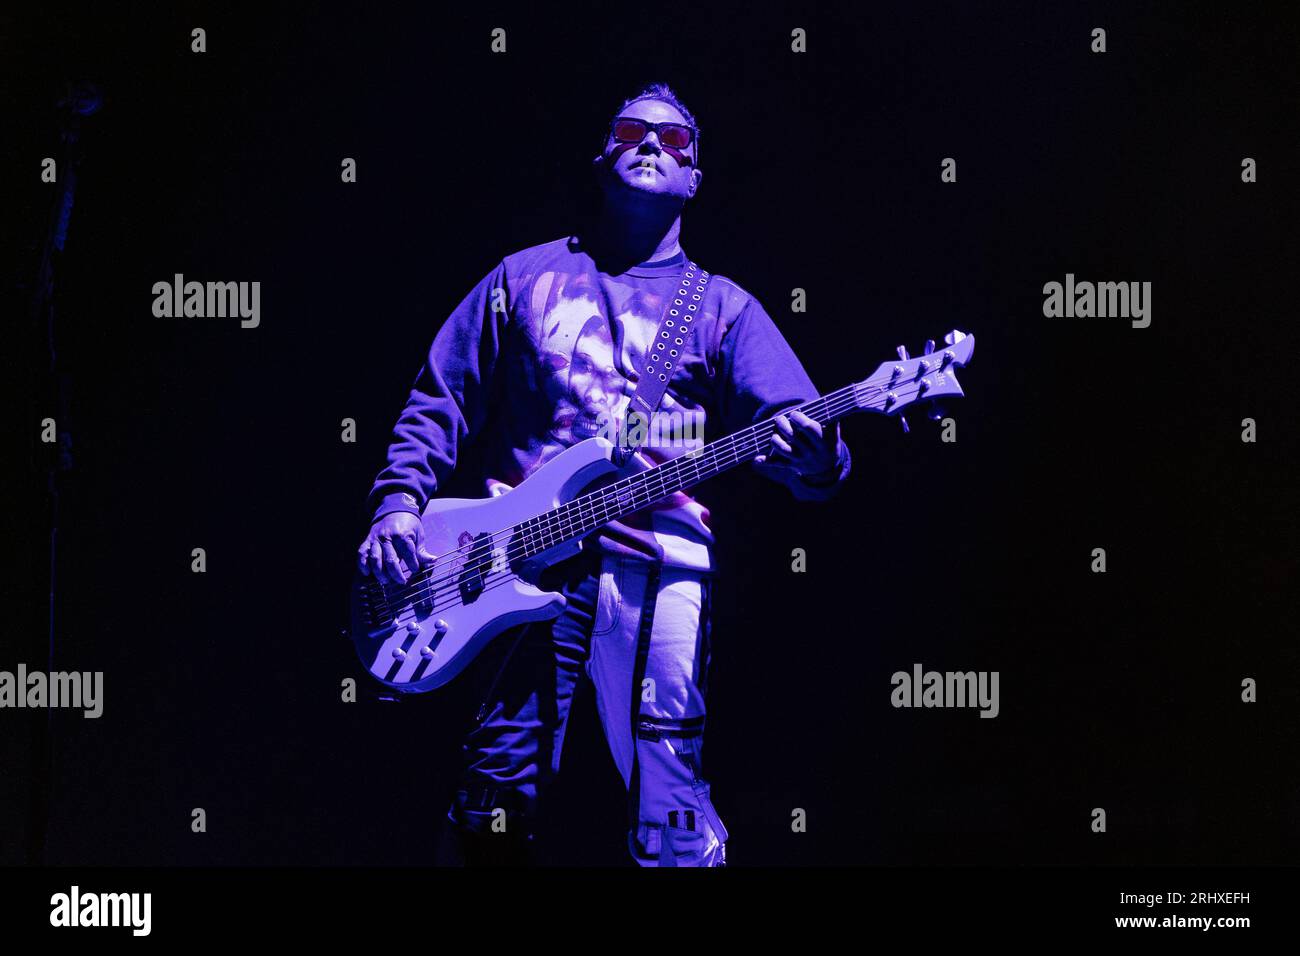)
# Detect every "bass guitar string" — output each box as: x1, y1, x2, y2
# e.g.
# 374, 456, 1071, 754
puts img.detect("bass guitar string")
369, 378, 934, 615
368, 362, 957, 619
372, 389, 868, 612
375, 383, 873, 601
